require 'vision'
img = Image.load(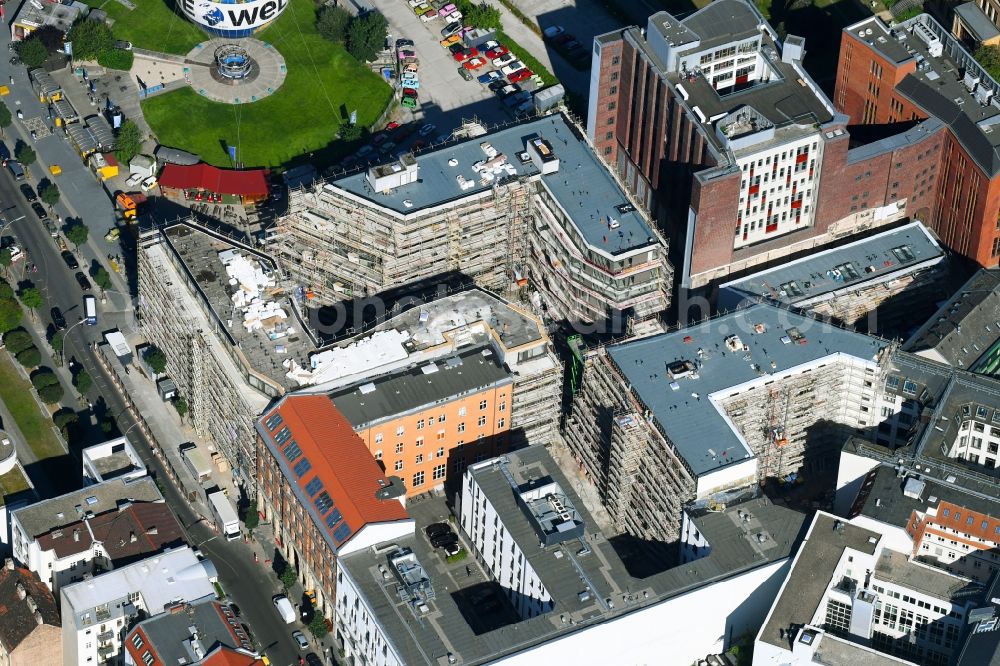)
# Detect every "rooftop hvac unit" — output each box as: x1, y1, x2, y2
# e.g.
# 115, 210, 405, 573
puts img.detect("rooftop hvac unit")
964, 71, 980, 93
912, 22, 943, 58
976, 85, 994, 106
